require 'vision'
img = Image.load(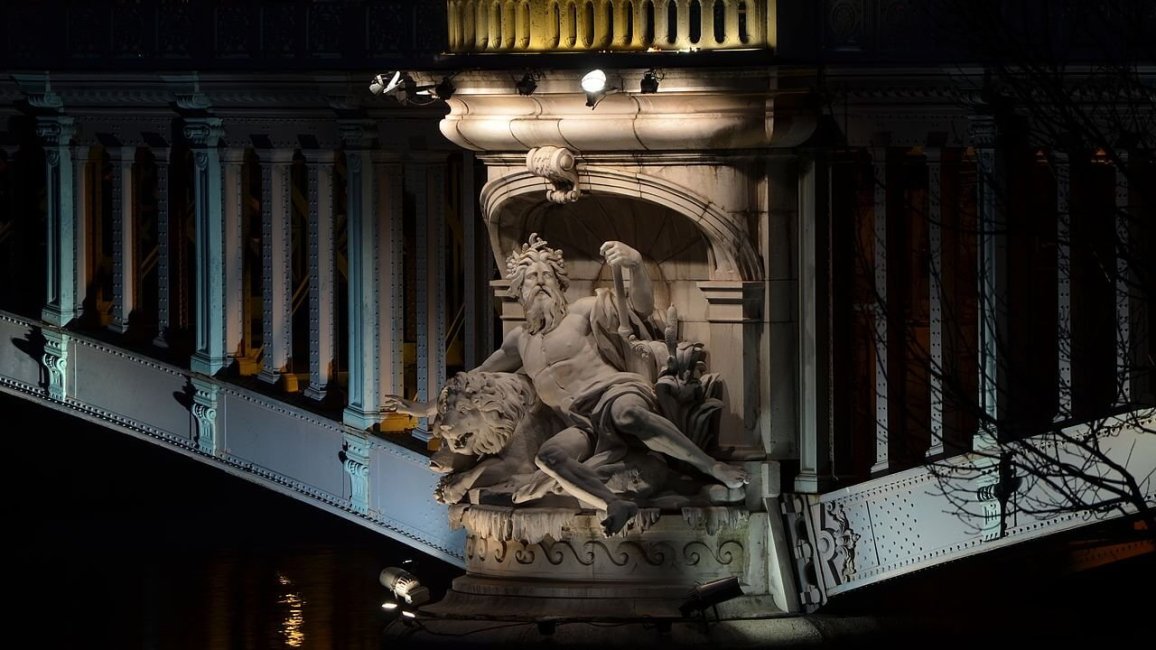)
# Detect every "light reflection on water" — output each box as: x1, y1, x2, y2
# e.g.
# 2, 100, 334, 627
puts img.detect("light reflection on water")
7, 392, 457, 650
